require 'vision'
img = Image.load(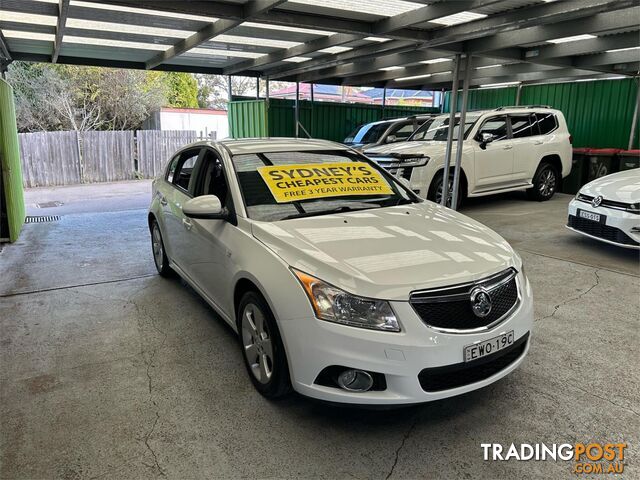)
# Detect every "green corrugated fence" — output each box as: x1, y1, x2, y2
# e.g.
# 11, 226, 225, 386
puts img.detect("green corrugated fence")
0, 78, 25, 243
228, 97, 439, 142
443, 78, 639, 149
